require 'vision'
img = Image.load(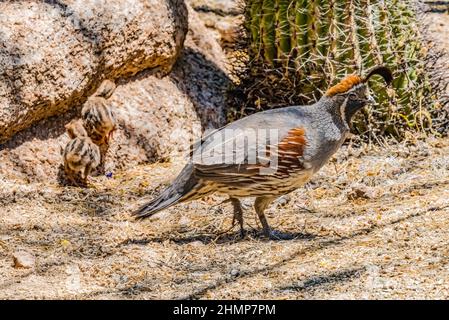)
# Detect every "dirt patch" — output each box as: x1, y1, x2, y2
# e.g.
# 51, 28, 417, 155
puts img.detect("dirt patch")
2, 136, 449, 299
